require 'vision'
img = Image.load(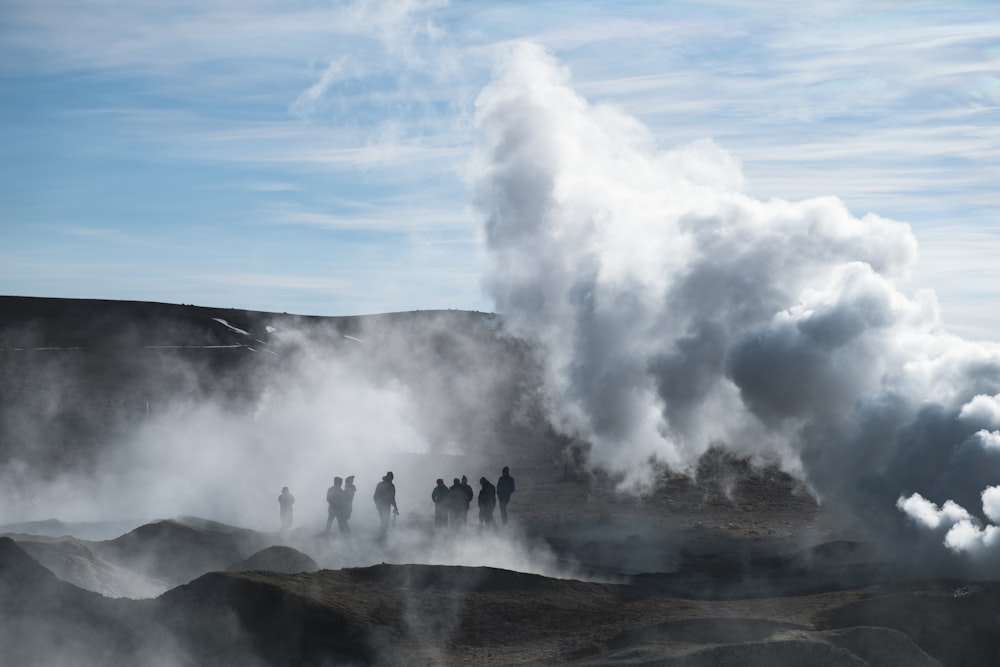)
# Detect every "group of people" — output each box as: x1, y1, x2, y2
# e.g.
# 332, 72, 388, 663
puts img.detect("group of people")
278, 474, 366, 537
325, 475, 357, 535
431, 467, 516, 531
276, 466, 515, 539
